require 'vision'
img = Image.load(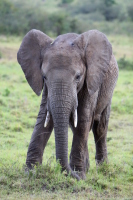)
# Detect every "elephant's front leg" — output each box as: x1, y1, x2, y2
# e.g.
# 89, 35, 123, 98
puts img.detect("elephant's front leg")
69, 125, 90, 179
69, 88, 97, 179
70, 112, 93, 179
92, 104, 110, 165
26, 89, 53, 169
